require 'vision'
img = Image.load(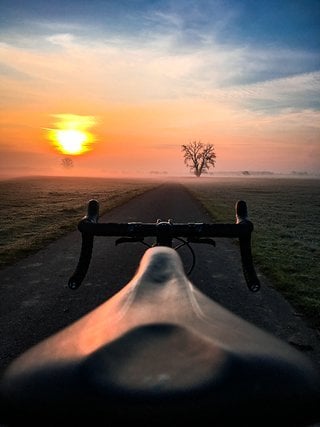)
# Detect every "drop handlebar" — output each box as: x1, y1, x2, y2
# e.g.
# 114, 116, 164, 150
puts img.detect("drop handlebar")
68, 199, 261, 292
